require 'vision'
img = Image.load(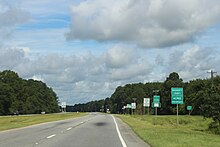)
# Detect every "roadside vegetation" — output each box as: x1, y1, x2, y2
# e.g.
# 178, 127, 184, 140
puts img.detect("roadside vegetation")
1, 70, 219, 134
0, 112, 86, 131
118, 115, 220, 147
73, 72, 220, 134
0, 70, 60, 115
